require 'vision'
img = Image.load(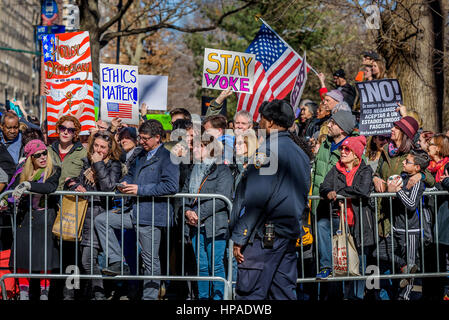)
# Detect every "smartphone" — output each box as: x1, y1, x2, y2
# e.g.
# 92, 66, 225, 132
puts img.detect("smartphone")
116, 183, 126, 189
